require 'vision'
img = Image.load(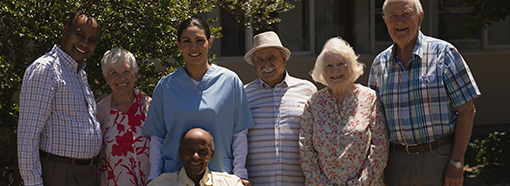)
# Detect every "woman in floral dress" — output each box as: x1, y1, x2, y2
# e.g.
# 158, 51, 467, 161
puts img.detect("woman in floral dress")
96, 48, 151, 186
299, 37, 389, 185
